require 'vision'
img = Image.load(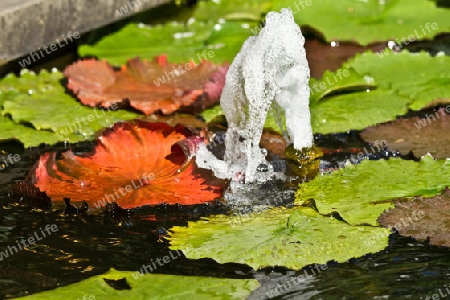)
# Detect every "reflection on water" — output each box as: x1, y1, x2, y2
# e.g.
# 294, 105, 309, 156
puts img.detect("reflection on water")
0, 137, 450, 299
